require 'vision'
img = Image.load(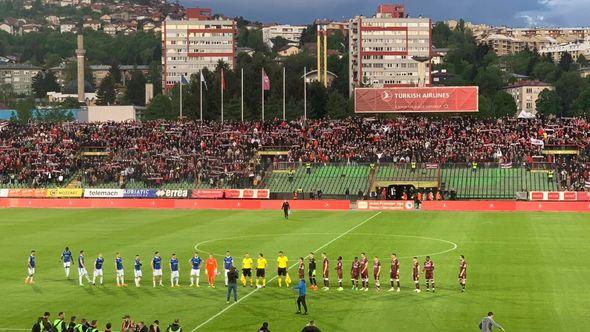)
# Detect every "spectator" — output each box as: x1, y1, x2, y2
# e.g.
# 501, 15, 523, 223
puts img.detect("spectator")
137, 322, 148, 332
257, 322, 270, 332
226, 266, 239, 303
301, 321, 321, 332
148, 320, 160, 332
166, 319, 182, 332
121, 316, 134, 332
